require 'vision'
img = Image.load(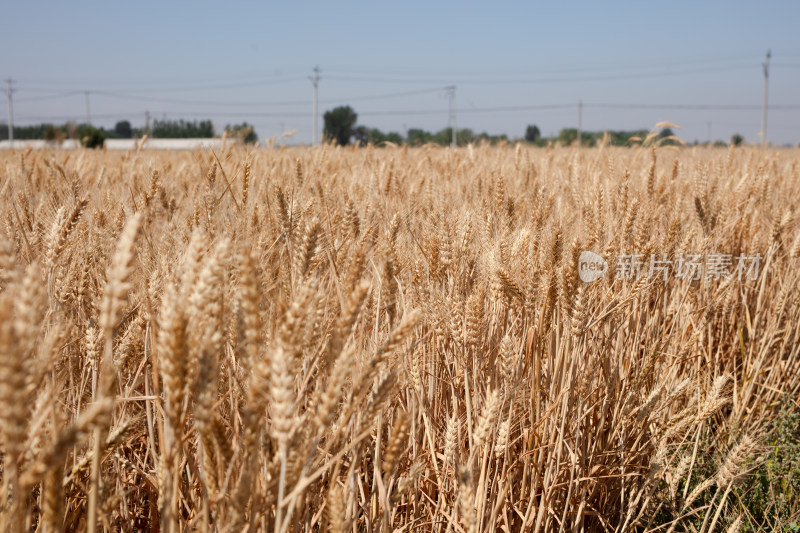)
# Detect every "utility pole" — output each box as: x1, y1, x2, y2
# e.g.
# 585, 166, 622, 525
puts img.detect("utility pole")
577, 100, 582, 147
5, 78, 14, 147
85, 91, 91, 125
446, 86, 456, 148
310, 66, 320, 145
145, 110, 151, 135
707, 121, 712, 145
761, 49, 771, 147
